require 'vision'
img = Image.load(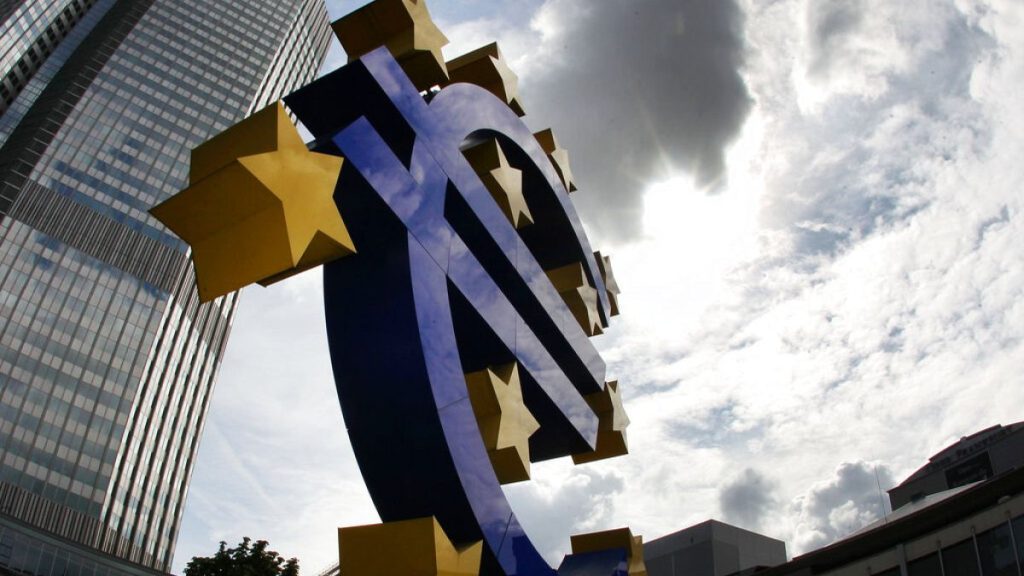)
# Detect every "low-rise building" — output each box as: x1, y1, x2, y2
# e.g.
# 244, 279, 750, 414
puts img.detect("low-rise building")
644, 519, 787, 576
756, 456, 1024, 575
